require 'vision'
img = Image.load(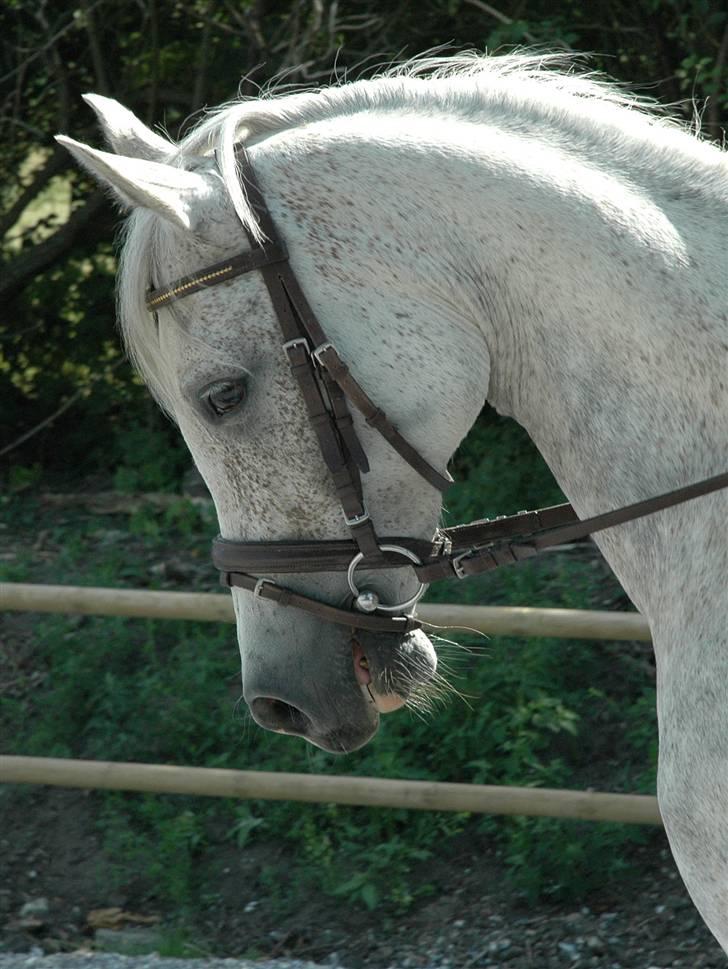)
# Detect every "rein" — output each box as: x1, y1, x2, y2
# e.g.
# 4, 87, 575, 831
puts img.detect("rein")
146, 147, 728, 634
